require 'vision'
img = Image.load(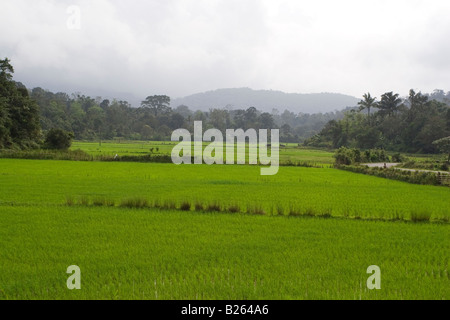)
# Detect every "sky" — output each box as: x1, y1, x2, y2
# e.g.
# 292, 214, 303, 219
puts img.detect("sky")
1, 0, 450, 104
